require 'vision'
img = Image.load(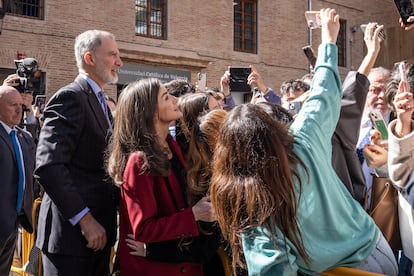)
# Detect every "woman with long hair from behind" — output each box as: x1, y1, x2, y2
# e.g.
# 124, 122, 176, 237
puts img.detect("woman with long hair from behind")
210, 8, 398, 275
211, 104, 308, 274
